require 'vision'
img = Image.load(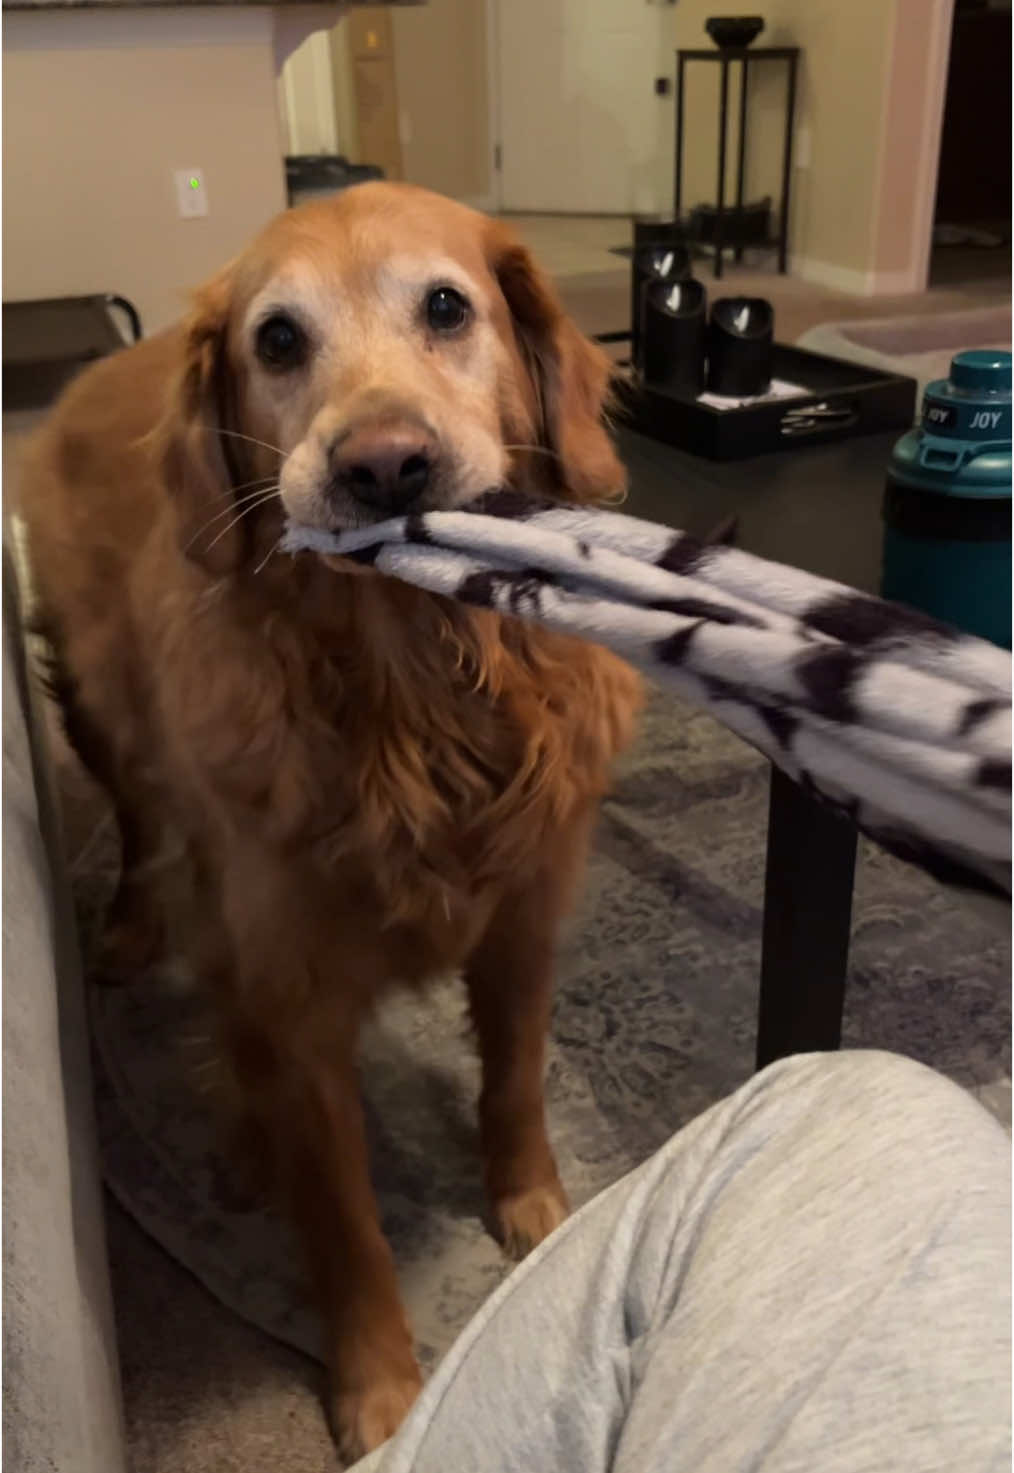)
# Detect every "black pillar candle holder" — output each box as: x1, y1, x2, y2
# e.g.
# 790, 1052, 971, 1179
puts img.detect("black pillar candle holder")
641, 277, 708, 397
631, 241, 691, 371
633, 215, 684, 252
706, 296, 774, 397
